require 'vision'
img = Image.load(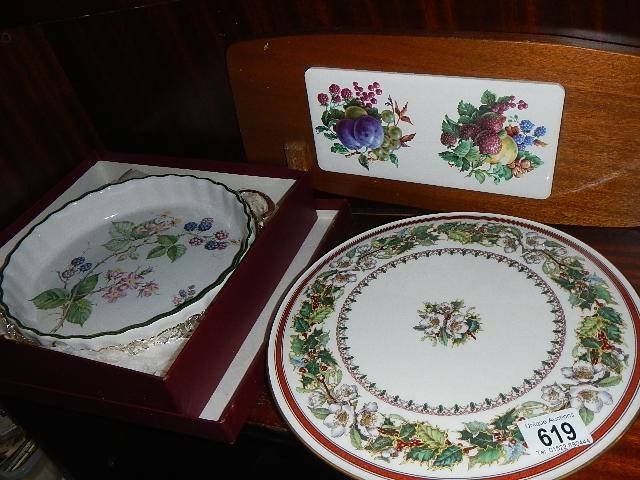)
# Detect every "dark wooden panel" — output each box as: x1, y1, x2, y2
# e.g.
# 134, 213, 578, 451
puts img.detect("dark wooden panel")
0, 0, 174, 29
39, 0, 640, 164
44, 1, 246, 161
229, 34, 640, 227
0, 26, 100, 230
